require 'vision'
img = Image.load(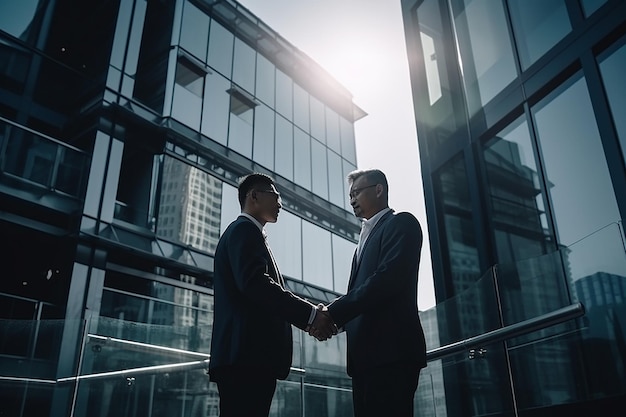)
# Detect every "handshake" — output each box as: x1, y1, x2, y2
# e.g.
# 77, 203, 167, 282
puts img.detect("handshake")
306, 303, 339, 341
